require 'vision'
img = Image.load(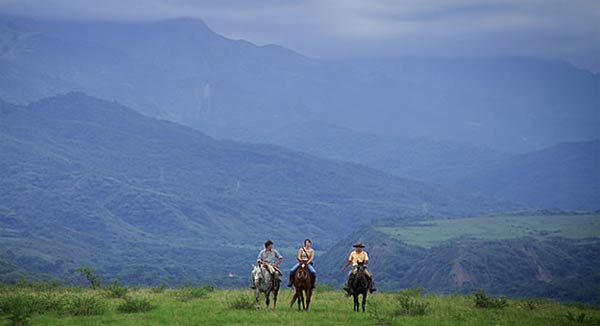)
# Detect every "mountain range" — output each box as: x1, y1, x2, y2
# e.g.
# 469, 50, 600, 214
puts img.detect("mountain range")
0, 93, 503, 286
0, 15, 598, 299
1, 16, 598, 154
